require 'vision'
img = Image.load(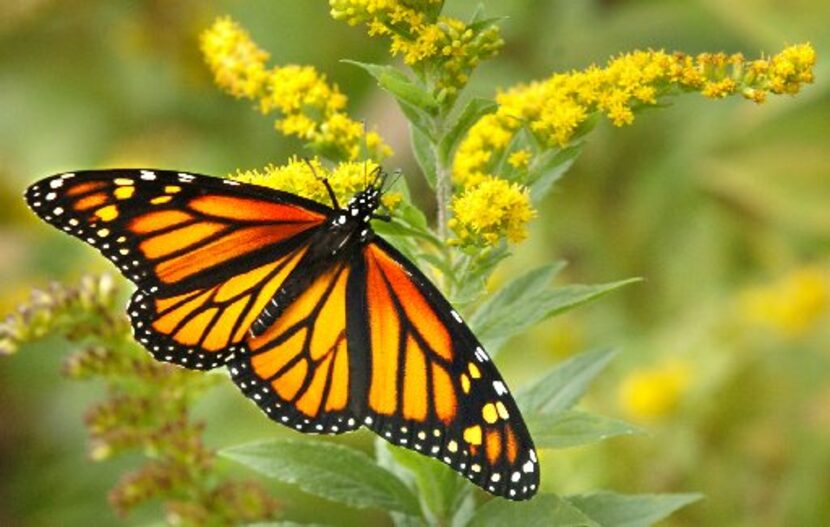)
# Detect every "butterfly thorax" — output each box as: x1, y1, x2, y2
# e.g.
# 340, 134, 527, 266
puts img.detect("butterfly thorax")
326, 186, 382, 246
